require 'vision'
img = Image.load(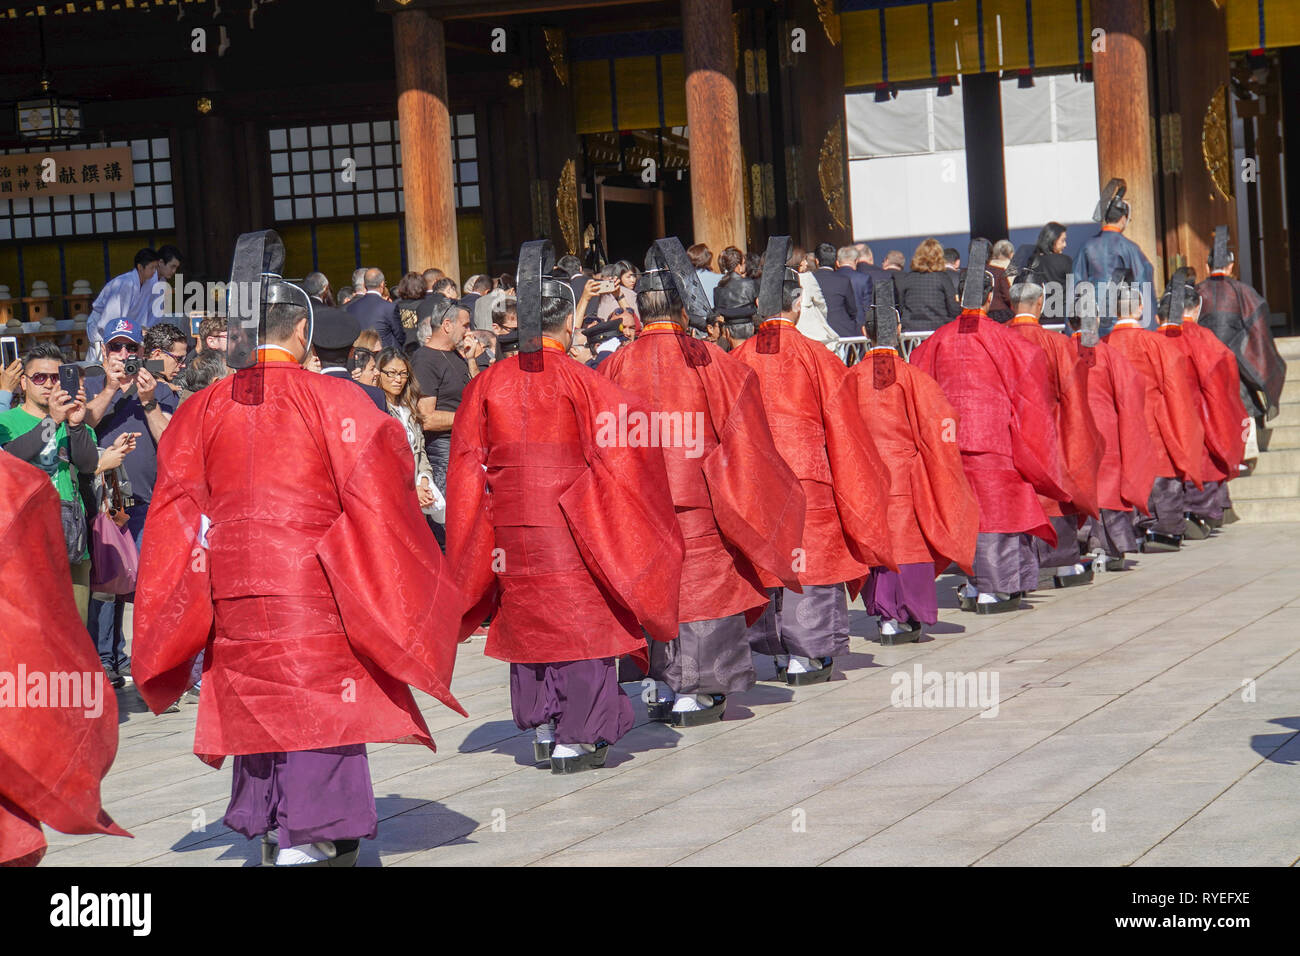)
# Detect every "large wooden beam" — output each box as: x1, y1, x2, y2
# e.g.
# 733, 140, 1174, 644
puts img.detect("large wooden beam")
1091, 0, 1159, 273
392, 9, 460, 283
683, 0, 745, 256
